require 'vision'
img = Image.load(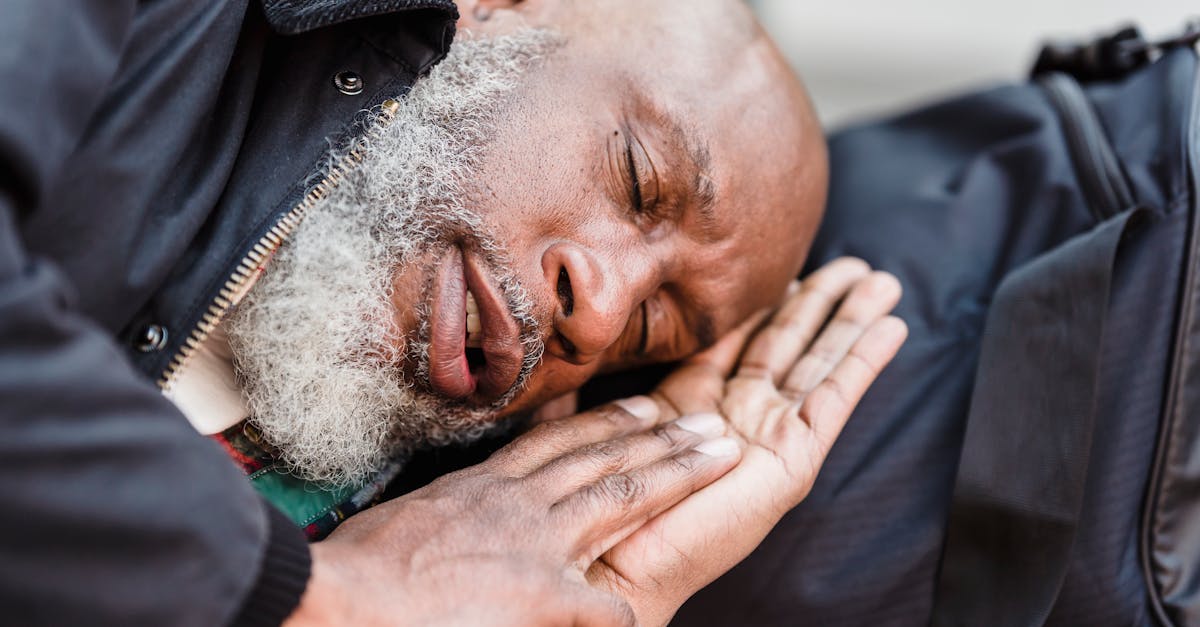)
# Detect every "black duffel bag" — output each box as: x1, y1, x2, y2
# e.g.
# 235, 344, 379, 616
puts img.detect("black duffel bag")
674, 23, 1200, 627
